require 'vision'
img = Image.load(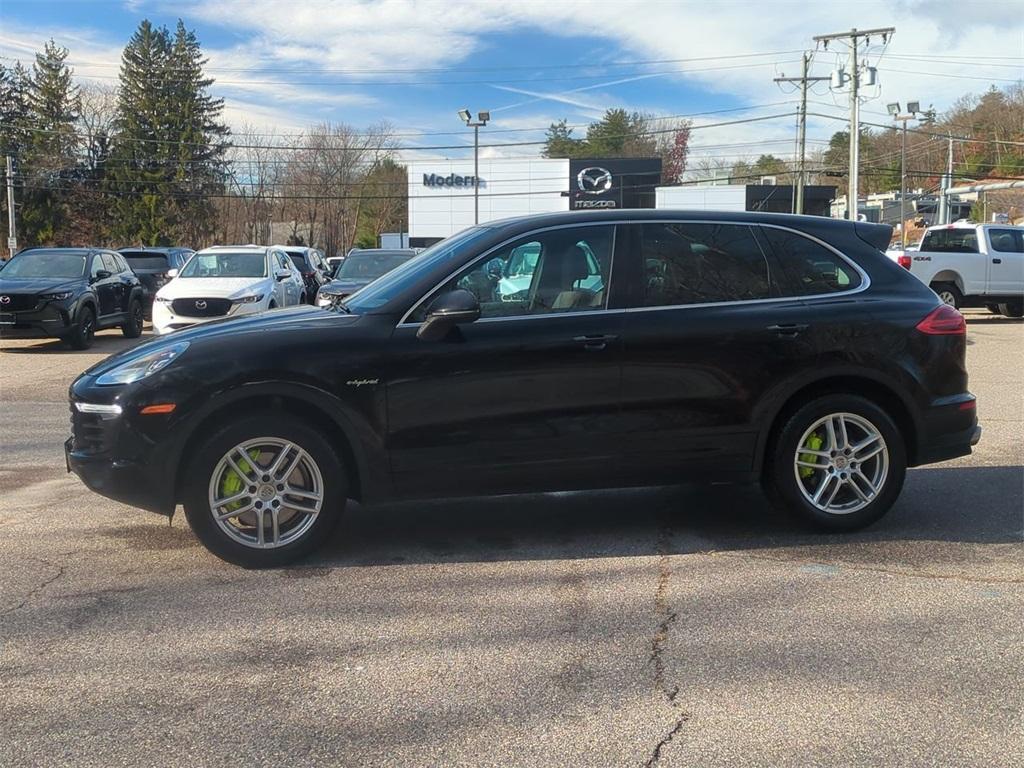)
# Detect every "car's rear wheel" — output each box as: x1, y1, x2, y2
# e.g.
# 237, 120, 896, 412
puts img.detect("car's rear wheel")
121, 299, 143, 338
767, 394, 906, 531
68, 305, 95, 350
183, 414, 346, 567
931, 282, 962, 309
998, 301, 1023, 318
